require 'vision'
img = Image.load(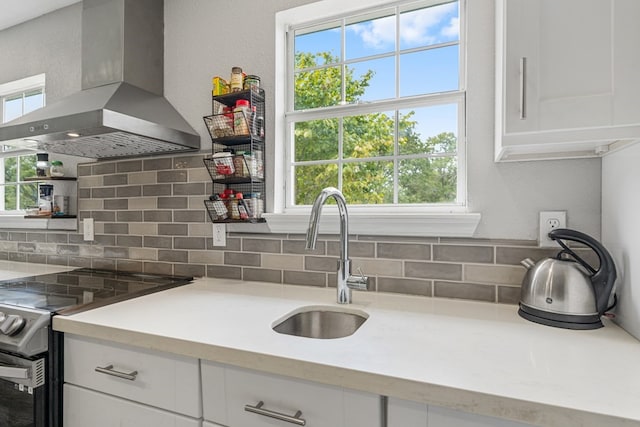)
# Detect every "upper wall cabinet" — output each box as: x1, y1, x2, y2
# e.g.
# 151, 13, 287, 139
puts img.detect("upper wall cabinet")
495, 0, 640, 161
